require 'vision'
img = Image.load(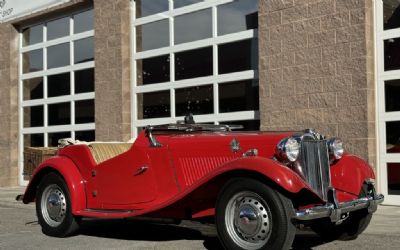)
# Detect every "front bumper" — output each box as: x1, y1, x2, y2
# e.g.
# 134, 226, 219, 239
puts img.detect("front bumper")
295, 184, 384, 223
